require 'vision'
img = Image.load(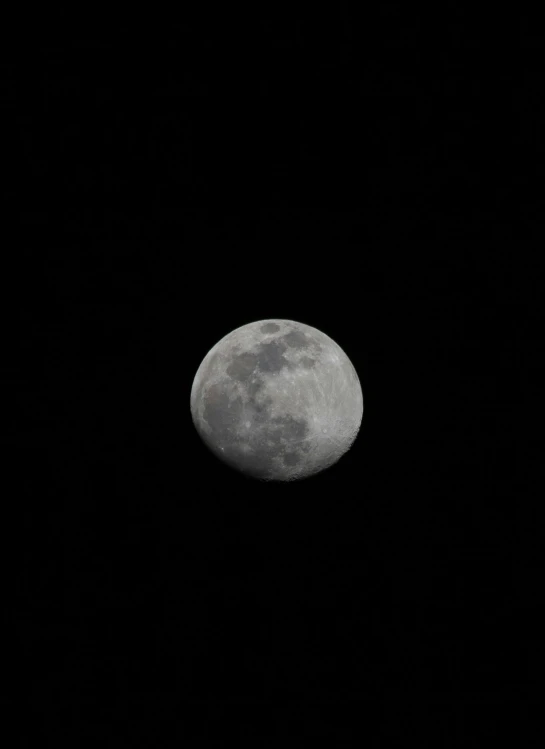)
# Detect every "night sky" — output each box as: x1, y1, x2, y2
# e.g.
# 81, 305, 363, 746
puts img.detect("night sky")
6, 10, 538, 745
